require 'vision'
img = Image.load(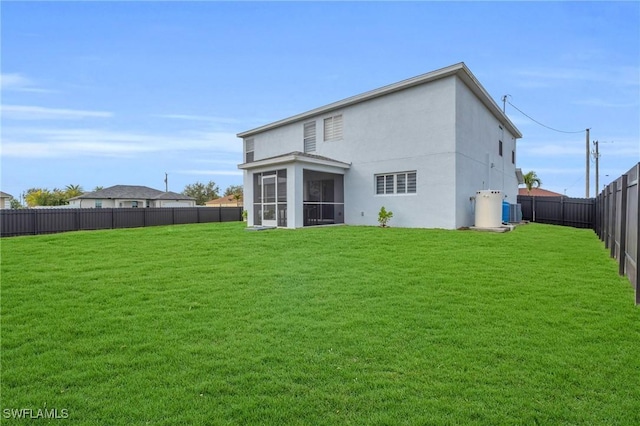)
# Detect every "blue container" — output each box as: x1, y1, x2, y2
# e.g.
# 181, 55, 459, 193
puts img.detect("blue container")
502, 201, 510, 223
